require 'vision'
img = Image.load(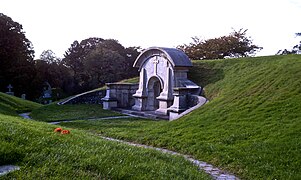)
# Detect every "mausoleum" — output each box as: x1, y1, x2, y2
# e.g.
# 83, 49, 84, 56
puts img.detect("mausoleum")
102, 47, 206, 120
